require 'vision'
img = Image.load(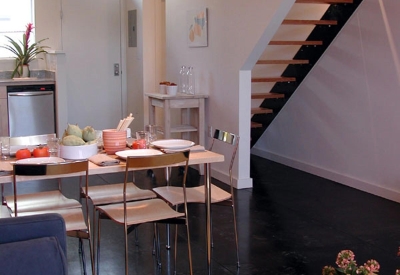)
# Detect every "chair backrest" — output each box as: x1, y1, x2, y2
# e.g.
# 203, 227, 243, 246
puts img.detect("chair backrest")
209, 128, 239, 184
10, 133, 56, 146
12, 160, 89, 215
123, 150, 190, 215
